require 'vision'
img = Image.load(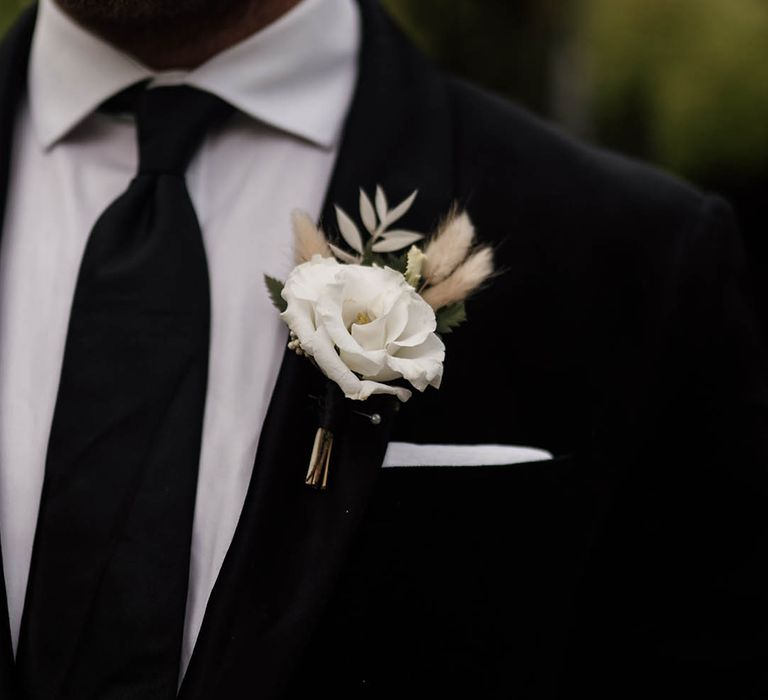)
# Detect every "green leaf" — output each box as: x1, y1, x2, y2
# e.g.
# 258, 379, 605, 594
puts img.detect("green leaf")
392, 251, 410, 273
435, 301, 467, 334
264, 275, 287, 313
361, 241, 377, 266
364, 251, 406, 272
